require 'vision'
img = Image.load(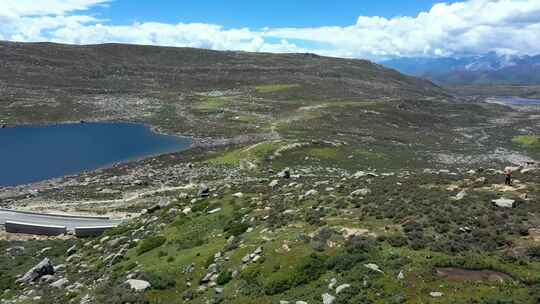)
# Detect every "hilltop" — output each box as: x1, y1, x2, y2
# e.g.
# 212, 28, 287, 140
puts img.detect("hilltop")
0, 41, 444, 140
